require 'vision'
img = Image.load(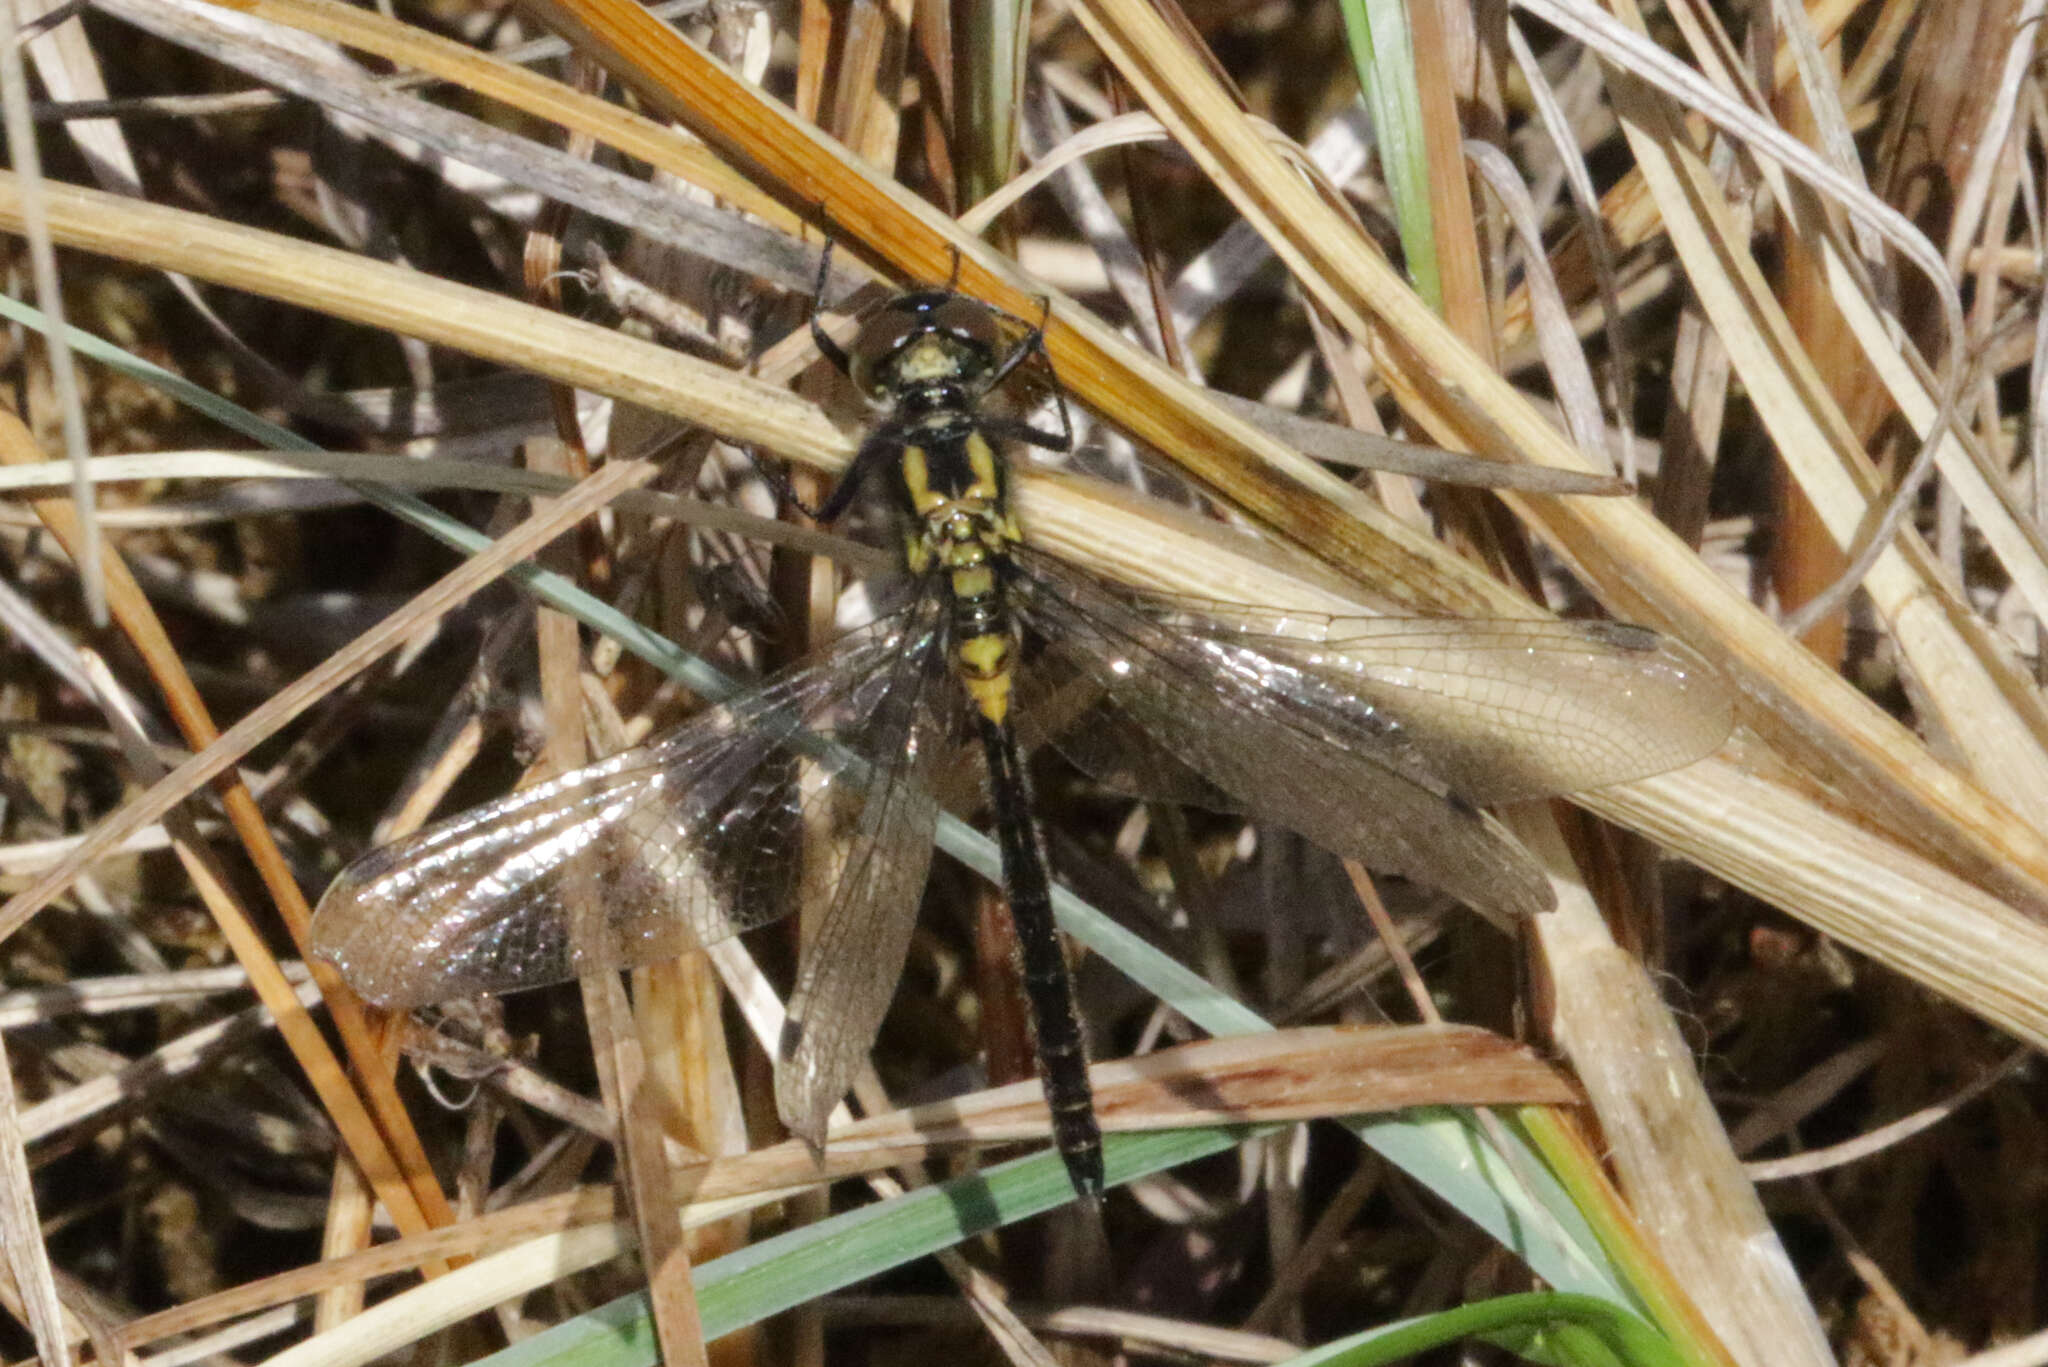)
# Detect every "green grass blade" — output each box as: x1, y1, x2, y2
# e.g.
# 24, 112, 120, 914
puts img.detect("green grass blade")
1280, 1292, 1685, 1367
1335, 0, 1440, 306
